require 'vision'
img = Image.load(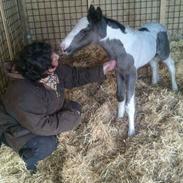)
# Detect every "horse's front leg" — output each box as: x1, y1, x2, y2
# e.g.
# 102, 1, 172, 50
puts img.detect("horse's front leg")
116, 52, 136, 136
116, 72, 126, 118
126, 66, 137, 136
